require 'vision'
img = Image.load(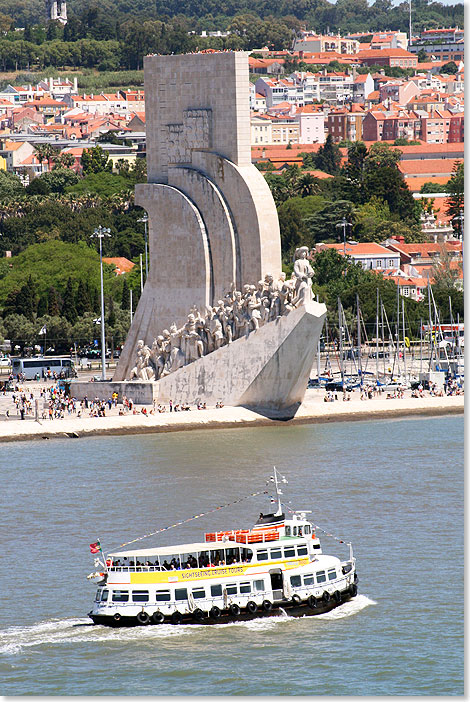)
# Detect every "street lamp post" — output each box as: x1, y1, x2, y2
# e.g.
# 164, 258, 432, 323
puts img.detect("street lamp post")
137, 214, 149, 279
336, 217, 351, 257
90, 225, 111, 380
453, 212, 464, 284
